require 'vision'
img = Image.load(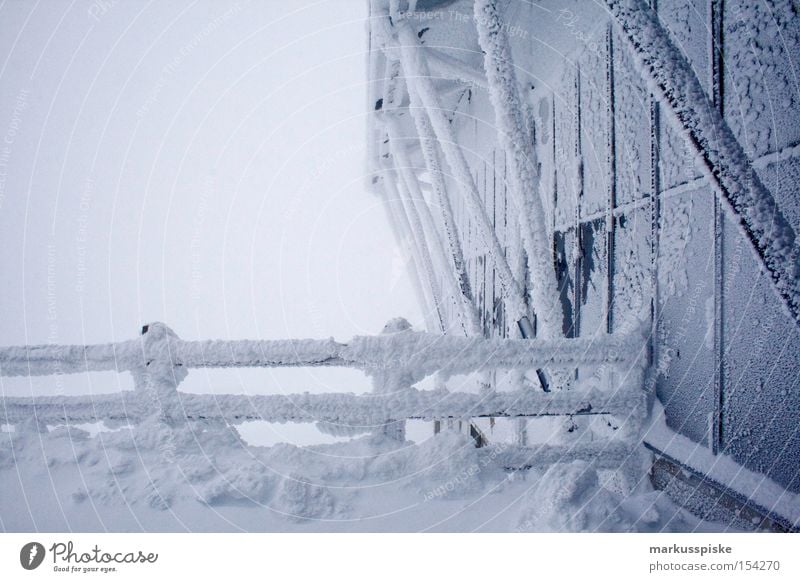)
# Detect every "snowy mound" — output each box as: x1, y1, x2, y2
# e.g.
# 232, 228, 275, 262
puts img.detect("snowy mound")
0, 419, 708, 531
